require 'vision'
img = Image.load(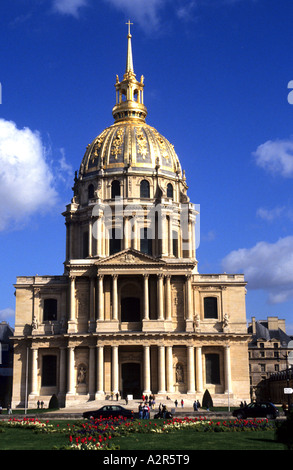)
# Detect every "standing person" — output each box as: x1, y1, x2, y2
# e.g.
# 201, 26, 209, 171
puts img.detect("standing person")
174, 399, 178, 408
197, 400, 200, 409
181, 399, 184, 408
138, 403, 143, 419
193, 400, 198, 411
143, 403, 150, 419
